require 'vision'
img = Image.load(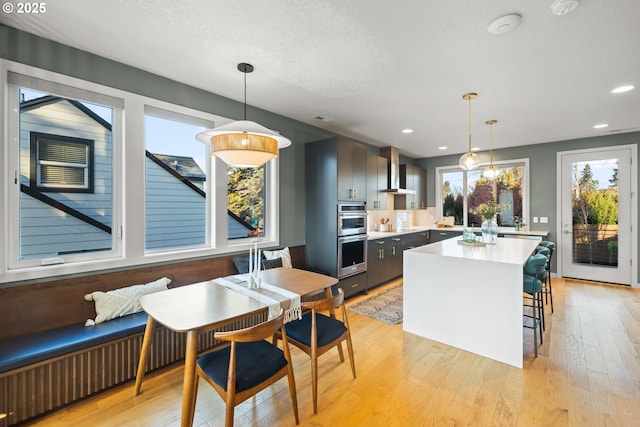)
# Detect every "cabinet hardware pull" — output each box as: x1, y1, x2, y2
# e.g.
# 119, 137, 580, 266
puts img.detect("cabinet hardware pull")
392, 246, 396, 255
351, 283, 358, 288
